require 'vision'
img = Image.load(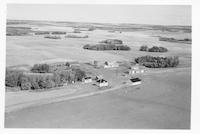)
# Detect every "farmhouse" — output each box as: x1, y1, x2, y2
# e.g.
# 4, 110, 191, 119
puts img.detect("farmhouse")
83, 77, 92, 83
104, 61, 119, 68
96, 79, 109, 87
129, 64, 145, 75
129, 78, 142, 86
